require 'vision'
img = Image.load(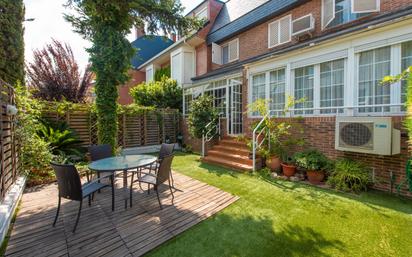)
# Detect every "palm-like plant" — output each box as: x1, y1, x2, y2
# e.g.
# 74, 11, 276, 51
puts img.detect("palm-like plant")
37, 120, 83, 157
